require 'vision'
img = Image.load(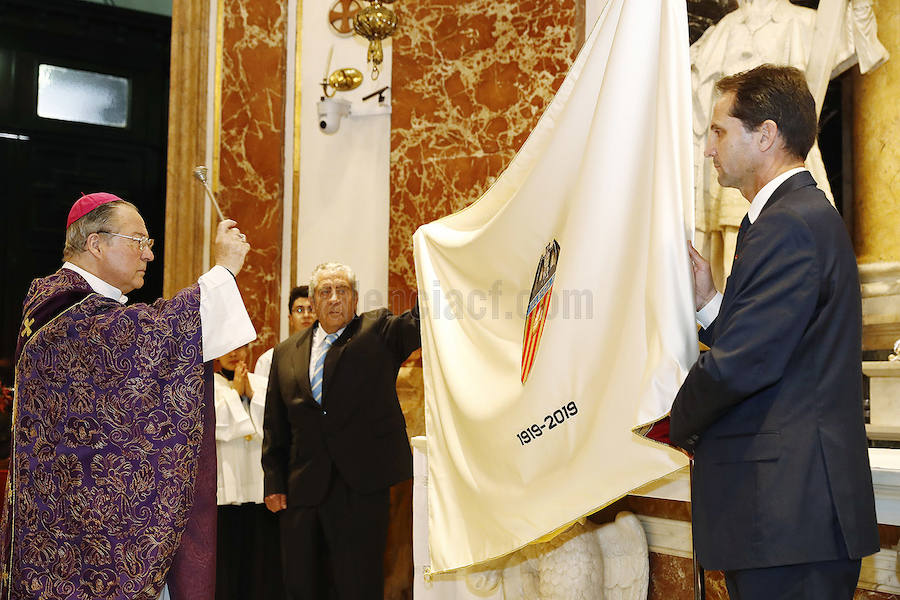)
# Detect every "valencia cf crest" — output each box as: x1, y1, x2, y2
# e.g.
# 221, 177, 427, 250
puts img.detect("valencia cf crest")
521, 240, 560, 384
